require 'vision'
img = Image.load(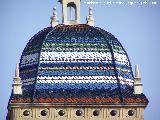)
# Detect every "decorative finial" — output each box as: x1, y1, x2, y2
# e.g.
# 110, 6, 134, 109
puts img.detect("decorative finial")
86, 7, 95, 26
51, 7, 59, 27
89, 7, 93, 15
53, 7, 57, 16
13, 64, 22, 95
135, 64, 140, 78
134, 64, 143, 94
15, 64, 20, 78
